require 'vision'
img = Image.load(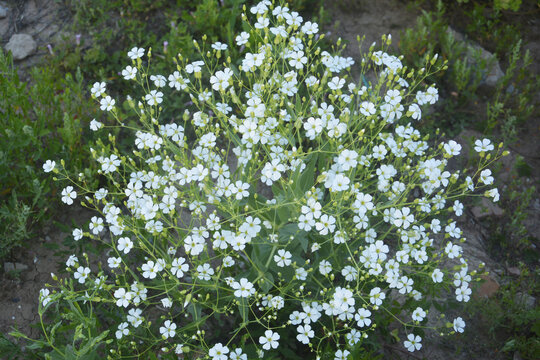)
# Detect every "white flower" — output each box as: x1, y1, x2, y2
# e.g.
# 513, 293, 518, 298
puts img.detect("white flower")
39, 288, 52, 306
209, 343, 229, 360
108, 257, 121, 269
89, 216, 104, 234
121, 65, 137, 80
259, 330, 279, 350
229, 348, 246, 360
74, 266, 90, 284
89, 119, 103, 131
453, 317, 466, 333
479, 169, 494, 185
474, 138, 494, 152
127, 47, 145, 60
115, 322, 129, 339
431, 268, 444, 283
90, 81, 106, 97
319, 260, 332, 275
211, 42, 228, 51
150, 74, 166, 88
296, 324, 314, 344
444, 140, 462, 156
145, 90, 163, 106
486, 188, 500, 202
197, 263, 214, 281
117, 237, 133, 254
171, 257, 189, 278
161, 297, 172, 308
355, 307, 371, 327
159, 320, 176, 339
455, 285, 472, 302
334, 349, 350, 360
235, 31, 250, 46
66, 254, 78, 267
61, 186, 77, 205
274, 249, 292, 267
43, 160, 55, 173
100, 95, 115, 111
411, 307, 426, 322
232, 278, 255, 298
114, 288, 132, 307
404, 334, 422, 352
